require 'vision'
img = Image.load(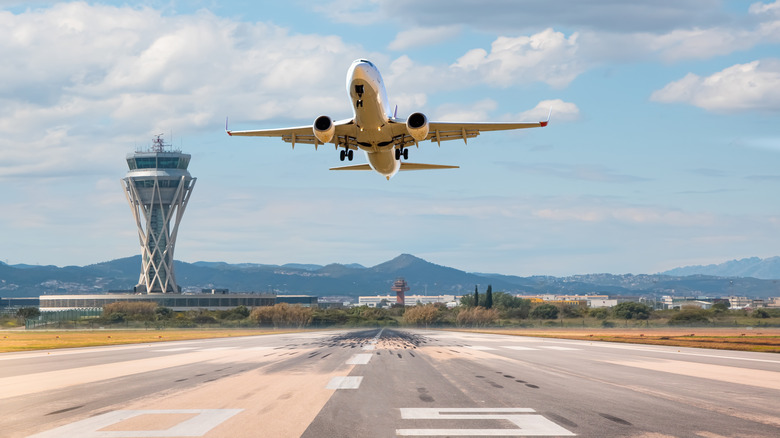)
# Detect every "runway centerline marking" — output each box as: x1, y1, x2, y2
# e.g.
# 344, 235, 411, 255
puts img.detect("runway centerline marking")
346, 354, 373, 365
396, 408, 575, 436
326, 376, 363, 389
503, 346, 539, 351
539, 346, 579, 351
28, 409, 243, 438
466, 346, 497, 351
